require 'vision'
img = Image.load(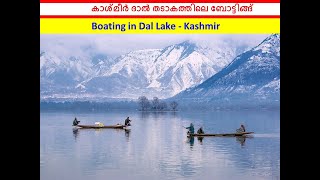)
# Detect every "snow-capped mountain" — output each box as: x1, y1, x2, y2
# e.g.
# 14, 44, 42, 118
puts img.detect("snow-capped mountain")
74, 40, 250, 99
40, 51, 115, 96
172, 34, 280, 104
40, 37, 267, 101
